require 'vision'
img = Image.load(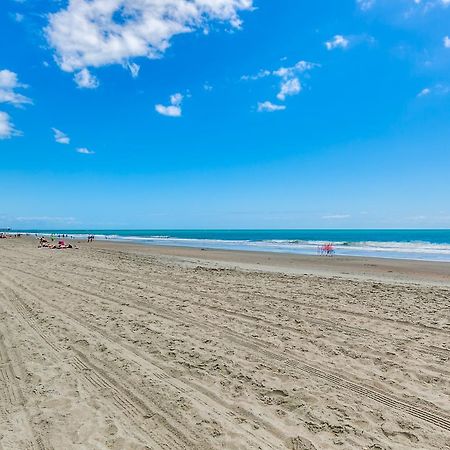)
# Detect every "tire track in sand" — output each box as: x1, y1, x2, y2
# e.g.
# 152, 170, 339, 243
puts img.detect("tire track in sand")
0, 282, 198, 450
3, 267, 450, 434
0, 305, 53, 450
9, 260, 449, 370
41, 255, 449, 338
0, 273, 286, 450
13, 259, 449, 360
